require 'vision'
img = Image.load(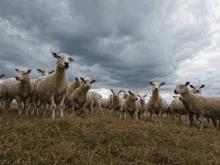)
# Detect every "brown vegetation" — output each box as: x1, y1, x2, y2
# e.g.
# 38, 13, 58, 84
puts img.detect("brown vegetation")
0, 103, 220, 164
